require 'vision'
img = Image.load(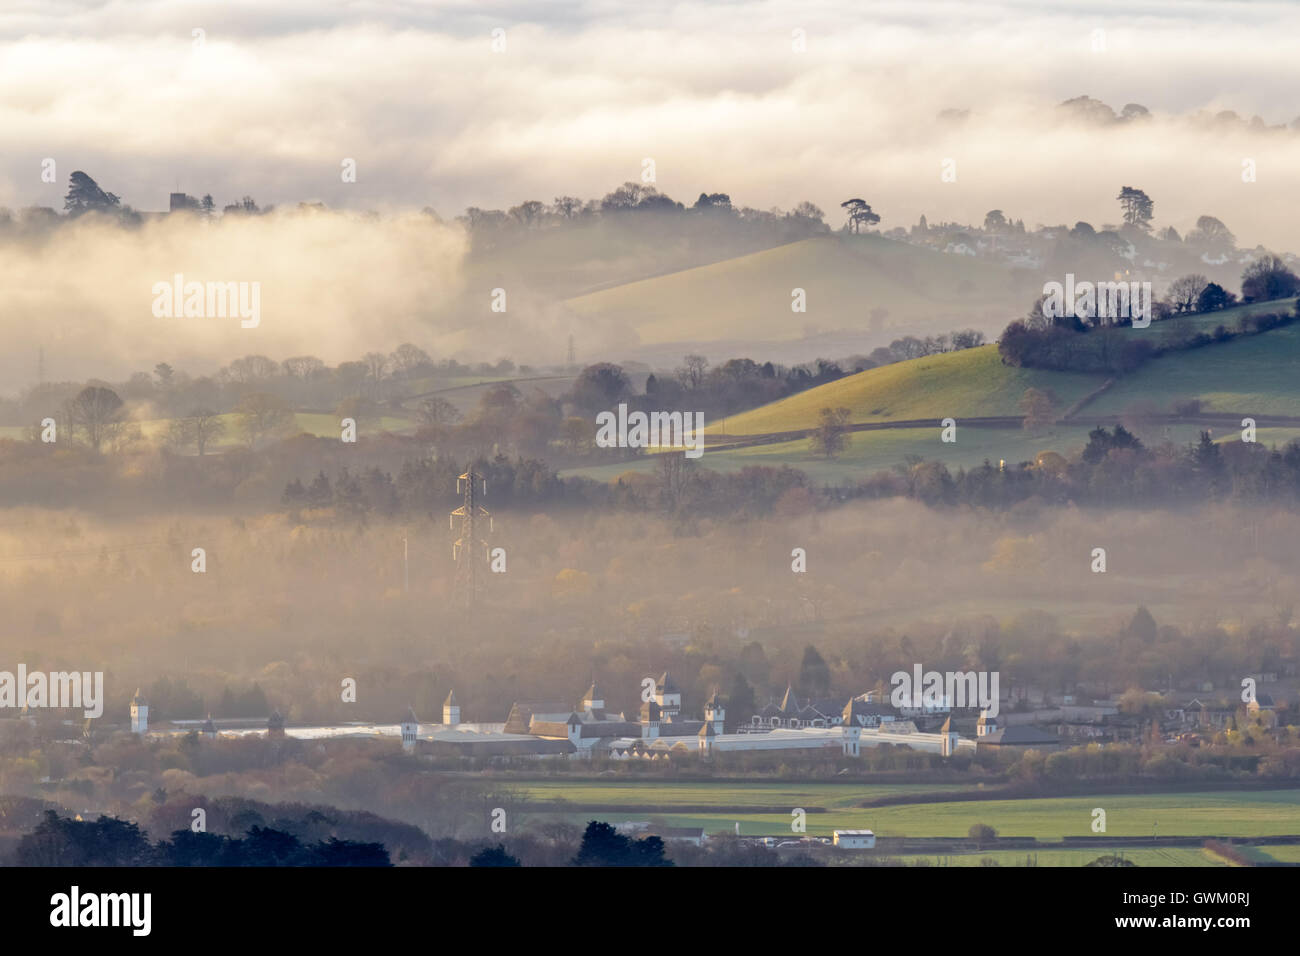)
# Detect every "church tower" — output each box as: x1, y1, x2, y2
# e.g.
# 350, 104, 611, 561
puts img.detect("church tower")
655, 672, 682, 722
129, 688, 149, 735
401, 706, 420, 752
704, 689, 725, 735
443, 690, 460, 726
581, 681, 604, 716
640, 700, 660, 740
940, 715, 959, 757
